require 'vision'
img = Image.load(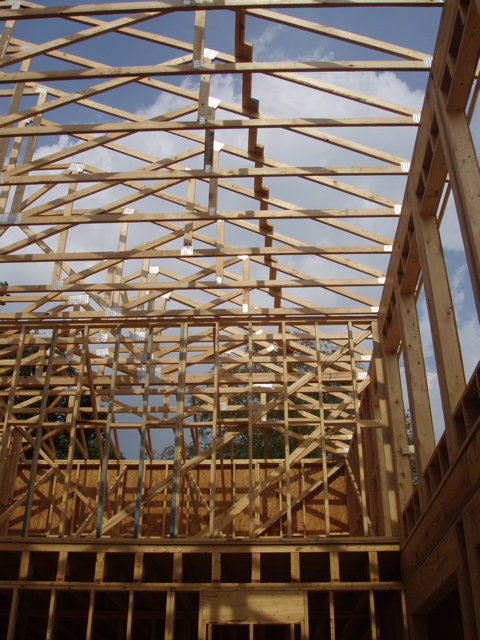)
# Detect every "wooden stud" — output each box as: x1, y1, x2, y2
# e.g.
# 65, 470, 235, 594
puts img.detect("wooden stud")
393, 286, 435, 509
22, 327, 58, 537
95, 327, 121, 538
165, 591, 175, 640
